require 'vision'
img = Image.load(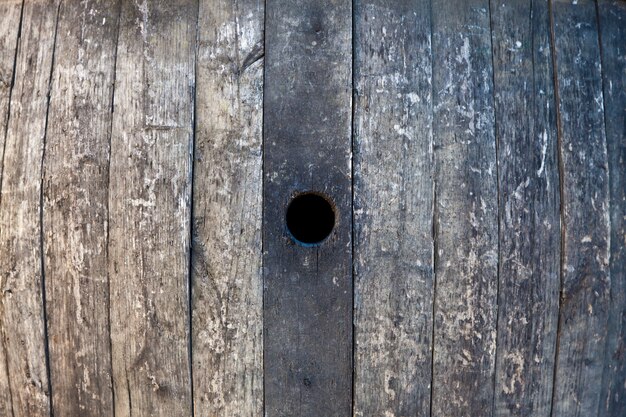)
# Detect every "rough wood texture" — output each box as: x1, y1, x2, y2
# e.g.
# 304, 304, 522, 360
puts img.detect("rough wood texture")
263, 0, 353, 415
107, 1, 196, 416
0, 1, 23, 415
490, 1, 560, 415
0, 1, 60, 415
353, 1, 434, 416
431, 1, 499, 415
0, 0, 22, 183
42, 1, 120, 416
550, 0, 611, 415
597, 1, 626, 415
191, 0, 264, 415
